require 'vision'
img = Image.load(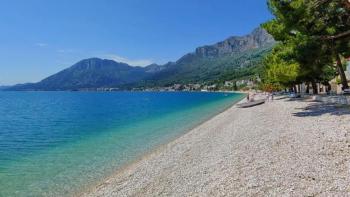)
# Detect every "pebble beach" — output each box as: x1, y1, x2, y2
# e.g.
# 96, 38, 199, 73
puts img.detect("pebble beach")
81, 96, 350, 196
